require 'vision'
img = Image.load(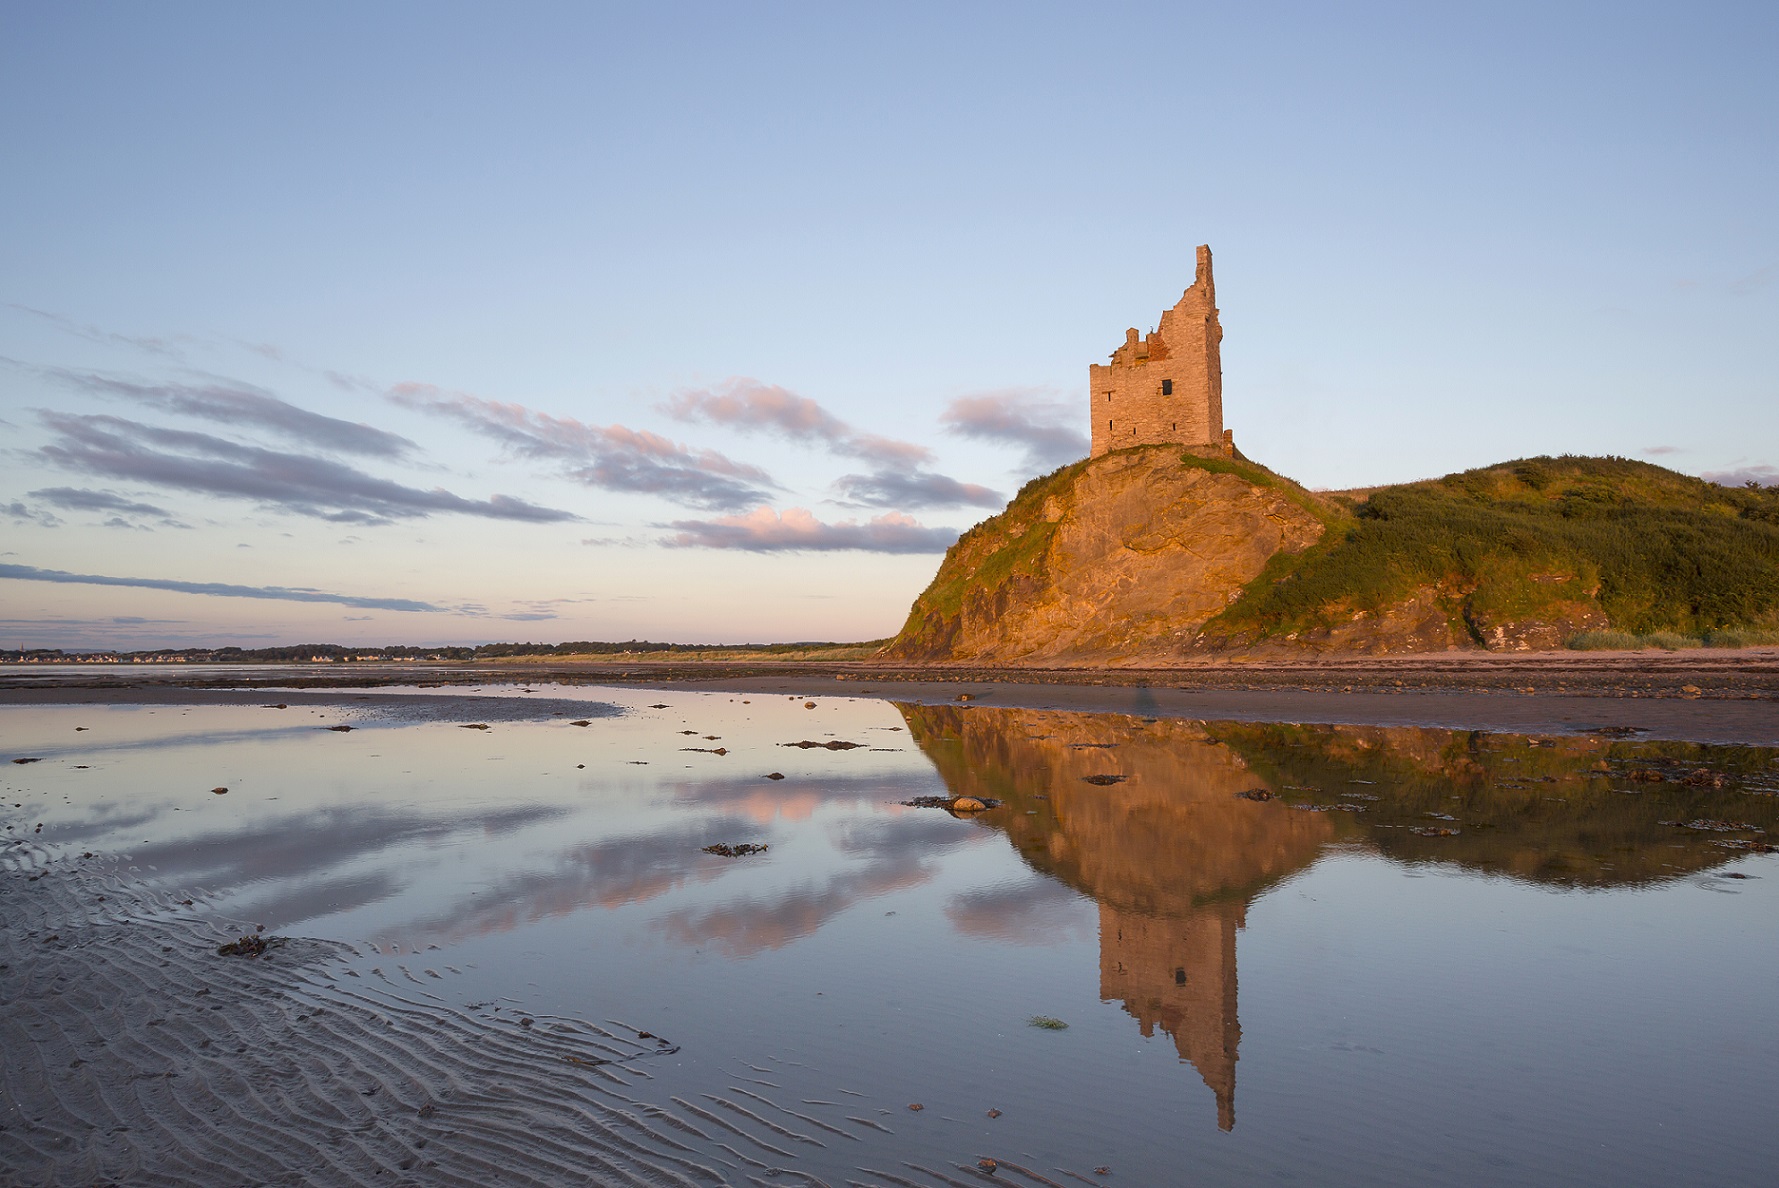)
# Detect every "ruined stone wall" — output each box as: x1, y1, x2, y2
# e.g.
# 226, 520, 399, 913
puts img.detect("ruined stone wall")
1089, 243, 1226, 457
